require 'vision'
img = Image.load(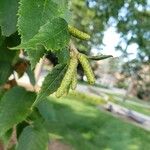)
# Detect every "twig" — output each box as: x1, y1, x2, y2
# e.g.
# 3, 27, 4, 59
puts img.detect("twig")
69, 40, 79, 55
